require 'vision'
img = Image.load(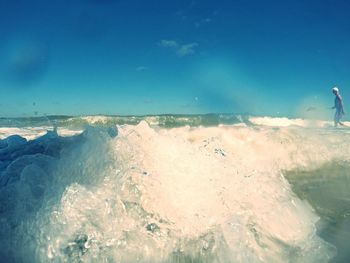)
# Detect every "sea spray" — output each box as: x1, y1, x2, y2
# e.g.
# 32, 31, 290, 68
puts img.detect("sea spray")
1, 118, 350, 262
